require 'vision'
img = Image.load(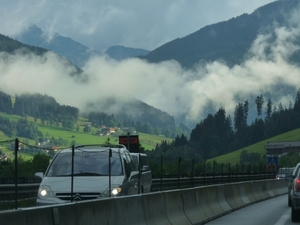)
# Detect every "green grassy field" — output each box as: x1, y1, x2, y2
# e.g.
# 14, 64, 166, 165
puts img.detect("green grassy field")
0, 112, 172, 160
1, 112, 299, 164
208, 128, 300, 164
